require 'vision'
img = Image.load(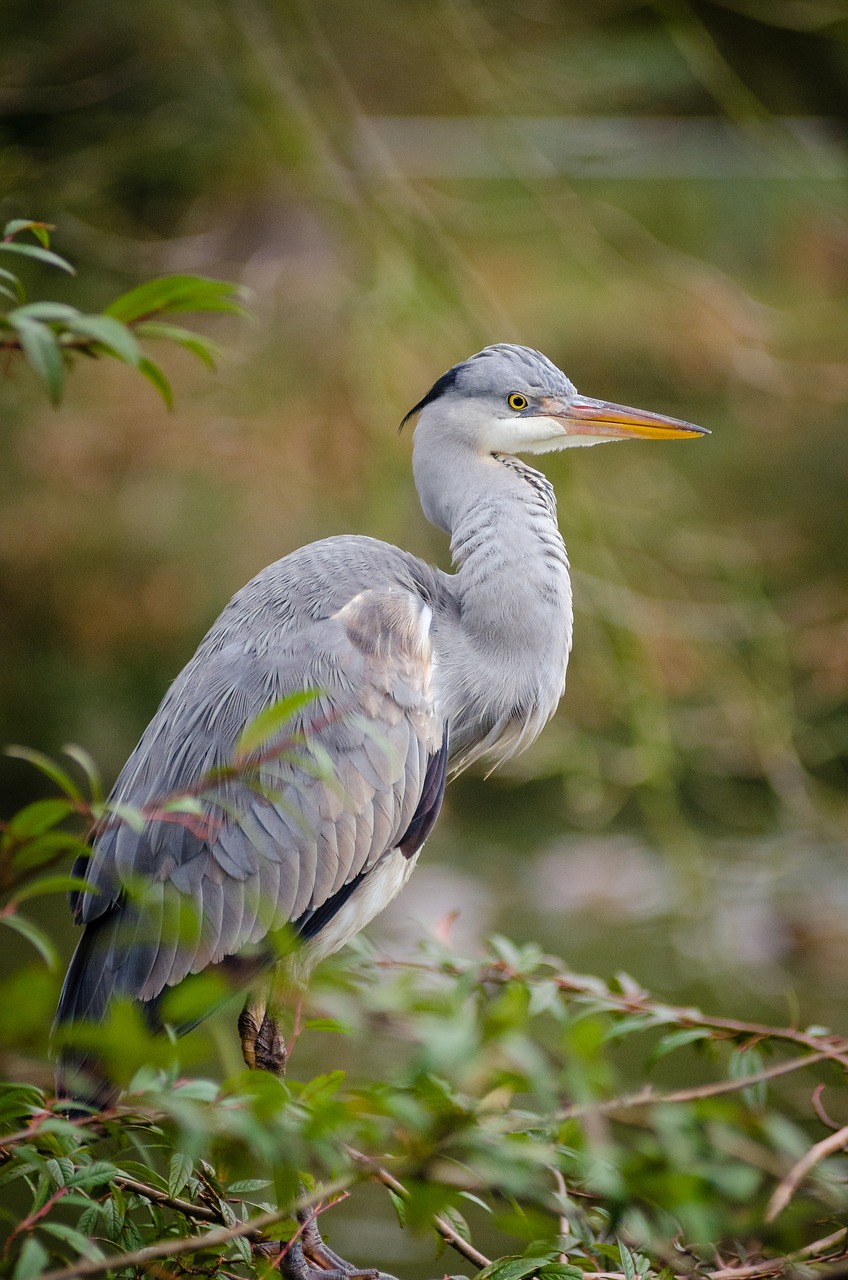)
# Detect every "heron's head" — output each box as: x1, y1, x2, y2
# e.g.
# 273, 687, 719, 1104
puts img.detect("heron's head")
402, 344, 708, 454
